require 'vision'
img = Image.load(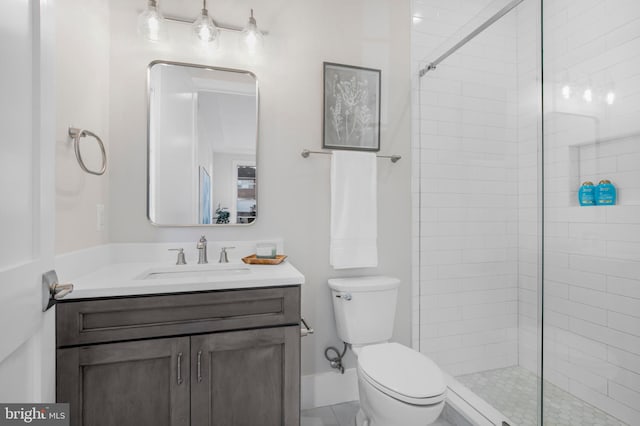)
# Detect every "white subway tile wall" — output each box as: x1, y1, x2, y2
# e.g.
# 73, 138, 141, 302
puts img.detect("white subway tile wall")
412, 0, 640, 424
515, 0, 541, 382
412, 0, 523, 377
